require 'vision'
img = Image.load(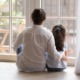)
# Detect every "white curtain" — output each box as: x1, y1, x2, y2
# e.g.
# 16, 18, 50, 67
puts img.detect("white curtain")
75, 0, 80, 75
75, 53, 80, 74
